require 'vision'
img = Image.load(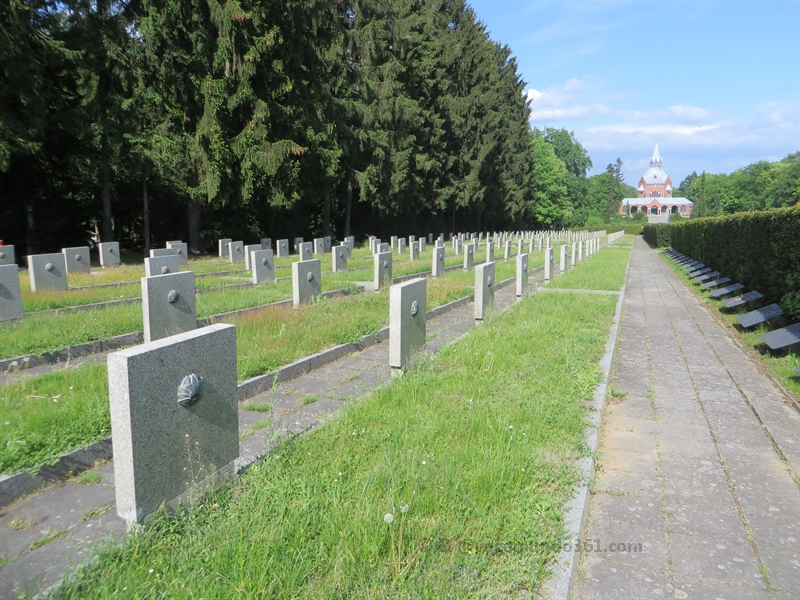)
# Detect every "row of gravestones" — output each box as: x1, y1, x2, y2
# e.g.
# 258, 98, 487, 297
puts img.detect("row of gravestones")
109, 236, 606, 524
